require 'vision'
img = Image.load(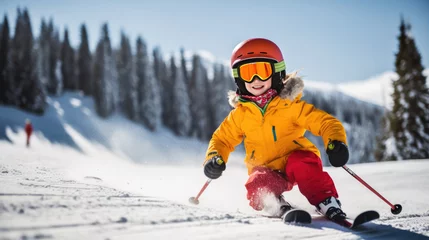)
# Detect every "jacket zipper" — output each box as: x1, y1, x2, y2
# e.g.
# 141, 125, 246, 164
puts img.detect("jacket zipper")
272, 126, 277, 142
